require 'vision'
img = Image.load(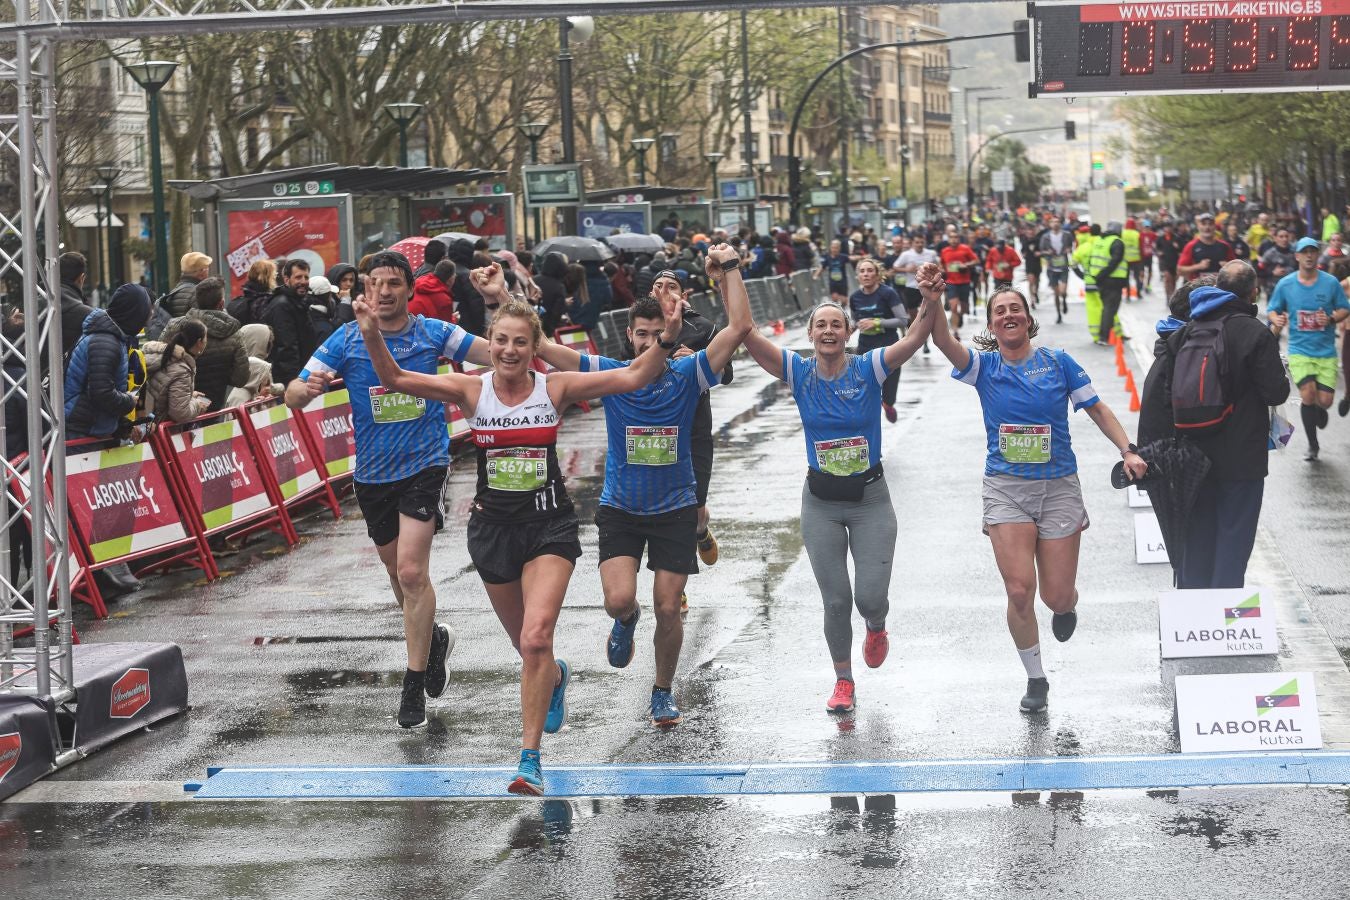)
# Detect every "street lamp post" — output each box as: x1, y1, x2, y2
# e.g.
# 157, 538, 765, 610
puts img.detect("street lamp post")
705, 151, 724, 226
880, 175, 891, 209
95, 163, 120, 293
383, 102, 423, 168
755, 162, 771, 195
123, 59, 177, 297
974, 95, 1007, 202
631, 137, 655, 186
88, 184, 107, 302
557, 16, 594, 235
518, 120, 547, 246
